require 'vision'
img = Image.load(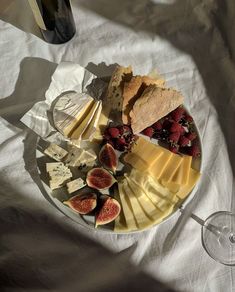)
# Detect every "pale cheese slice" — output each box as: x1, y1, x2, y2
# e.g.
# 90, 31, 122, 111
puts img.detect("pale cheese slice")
125, 176, 161, 221
159, 153, 183, 183
82, 101, 102, 140
161, 180, 180, 193
114, 208, 128, 233
176, 168, 201, 199
70, 101, 100, 139
46, 162, 64, 172
92, 109, 109, 141
171, 155, 192, 185
122, 180, 153, 229
118, 182, 138, 231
